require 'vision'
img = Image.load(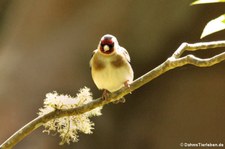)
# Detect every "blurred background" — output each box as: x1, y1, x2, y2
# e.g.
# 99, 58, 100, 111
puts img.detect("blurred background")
0, 0, 224, 149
